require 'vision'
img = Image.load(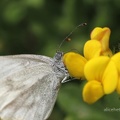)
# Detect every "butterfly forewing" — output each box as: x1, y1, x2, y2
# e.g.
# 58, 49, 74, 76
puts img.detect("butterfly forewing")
0, 54, 66, 120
